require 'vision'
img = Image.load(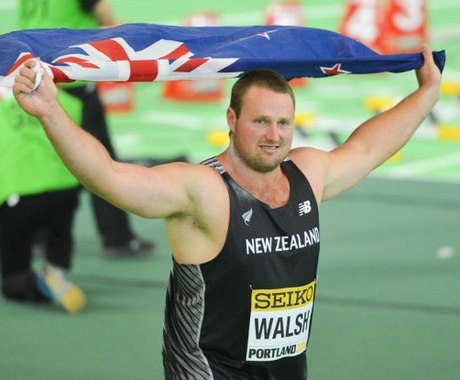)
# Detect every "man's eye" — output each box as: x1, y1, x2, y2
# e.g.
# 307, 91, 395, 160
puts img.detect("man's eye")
279, 120, 290, 127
